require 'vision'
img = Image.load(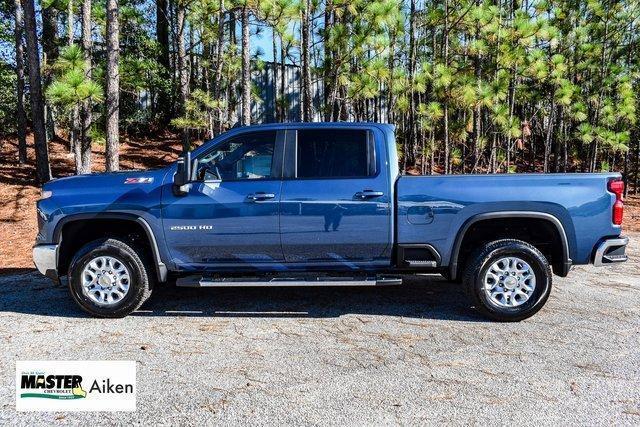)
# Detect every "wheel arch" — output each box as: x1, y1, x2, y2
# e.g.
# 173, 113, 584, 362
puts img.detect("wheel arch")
54, 213, 168, 283
449, 211, 571, 281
